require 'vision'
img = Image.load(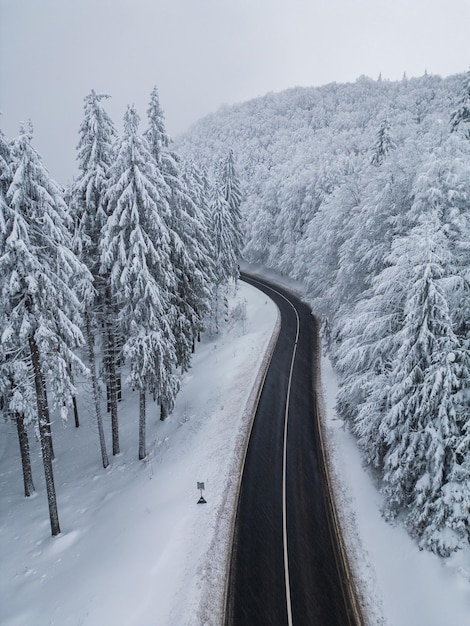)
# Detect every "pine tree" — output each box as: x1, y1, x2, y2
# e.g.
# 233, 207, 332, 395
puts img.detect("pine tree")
398, 147, 470, 554
210, 150, 243, 303
334, 254, 408, 469
101, 105, 179, 458
220, 148, 243, 273
334, 140, 417, 323
379, 215, 468, 555
170, 159, 214, 367
182, 160, 217, 346
303, 165, 364, 322
145, 86, 170, 168
72, 90, 117, 258
209, 182, 237, 333
2, 123, 89, 535
409, 136, 470, 338
0, 128, 36, 497
145, 86, 213, 371
371, 117, 396, 167
69, 90, 117, 468
184, 160, 216, 265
